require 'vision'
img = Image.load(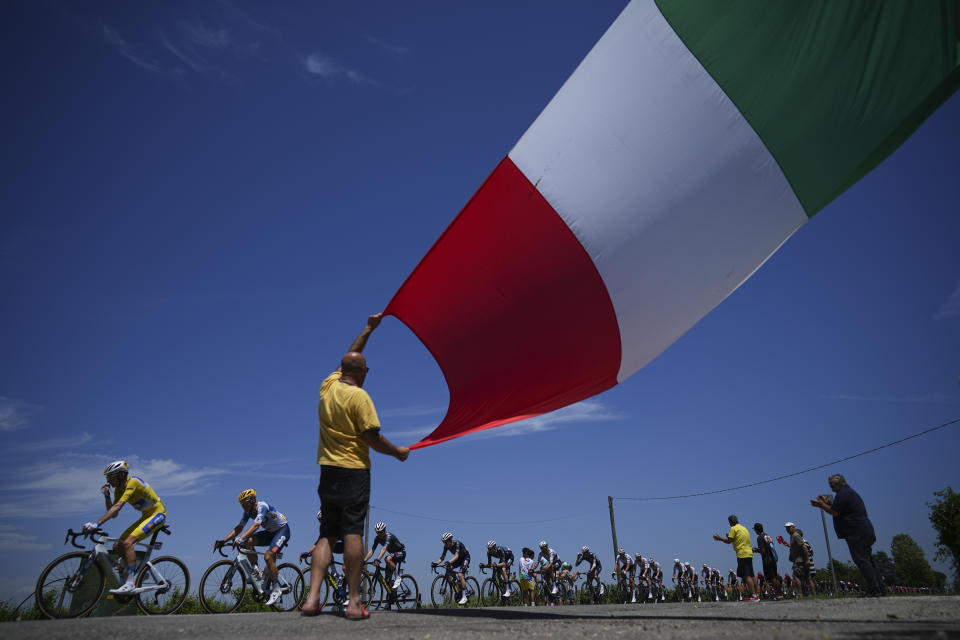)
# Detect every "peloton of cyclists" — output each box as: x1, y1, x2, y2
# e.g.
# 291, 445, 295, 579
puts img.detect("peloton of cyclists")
481, 540, 515, 598
436, 532, 471, 605
575, 546, 605, 597
365, 521, 406, 590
